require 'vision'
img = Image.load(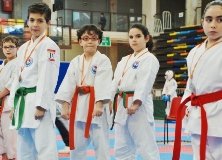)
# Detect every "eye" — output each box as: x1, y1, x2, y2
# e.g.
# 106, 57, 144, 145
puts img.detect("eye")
129, 35, 133, 39
29, 19, 34, 22
135, 34, 142, 38
91, 37, 98, 41
81, 37, 89, 41
37, 19, 44, 23
216, 17, 222, 23
205, 17, 212, 23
